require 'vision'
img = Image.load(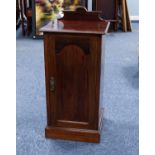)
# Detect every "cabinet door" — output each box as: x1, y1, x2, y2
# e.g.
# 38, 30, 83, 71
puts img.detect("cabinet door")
45, 33, 102, 130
